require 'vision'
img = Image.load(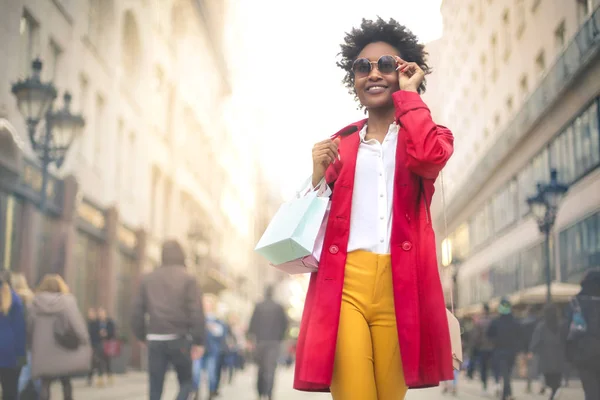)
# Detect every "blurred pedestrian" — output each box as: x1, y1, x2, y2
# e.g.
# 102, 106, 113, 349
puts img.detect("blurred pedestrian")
88, 307, 116, 386
131, 239, 205, 400
86, 308, 97, 386
293, 17, 454, 399
528, 304, 565, 400
471, 303, 495, 394
248, 285, 288, 400
0, 271, 26, 400
488, 298, 521, 400
200, 295, 227, 400
565, 269, 600, 400
11, 273, 41, 398
29, 274, 92, 400
520, 306, 542, 395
